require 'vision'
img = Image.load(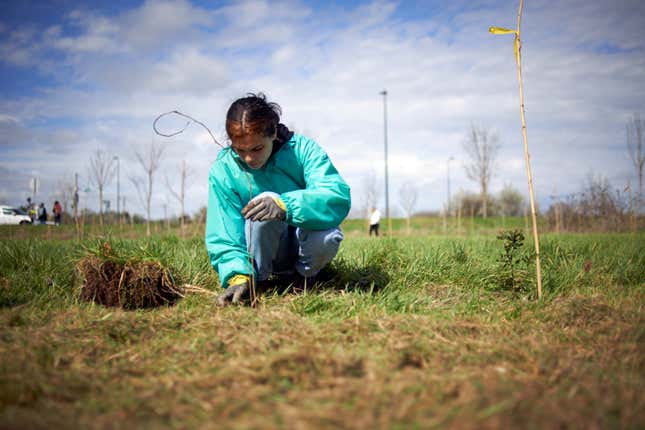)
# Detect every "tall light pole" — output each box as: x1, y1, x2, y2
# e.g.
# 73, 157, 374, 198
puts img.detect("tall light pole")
447, 156, 454, 216
379, 89, 391, 235
113, 156, 120, 223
